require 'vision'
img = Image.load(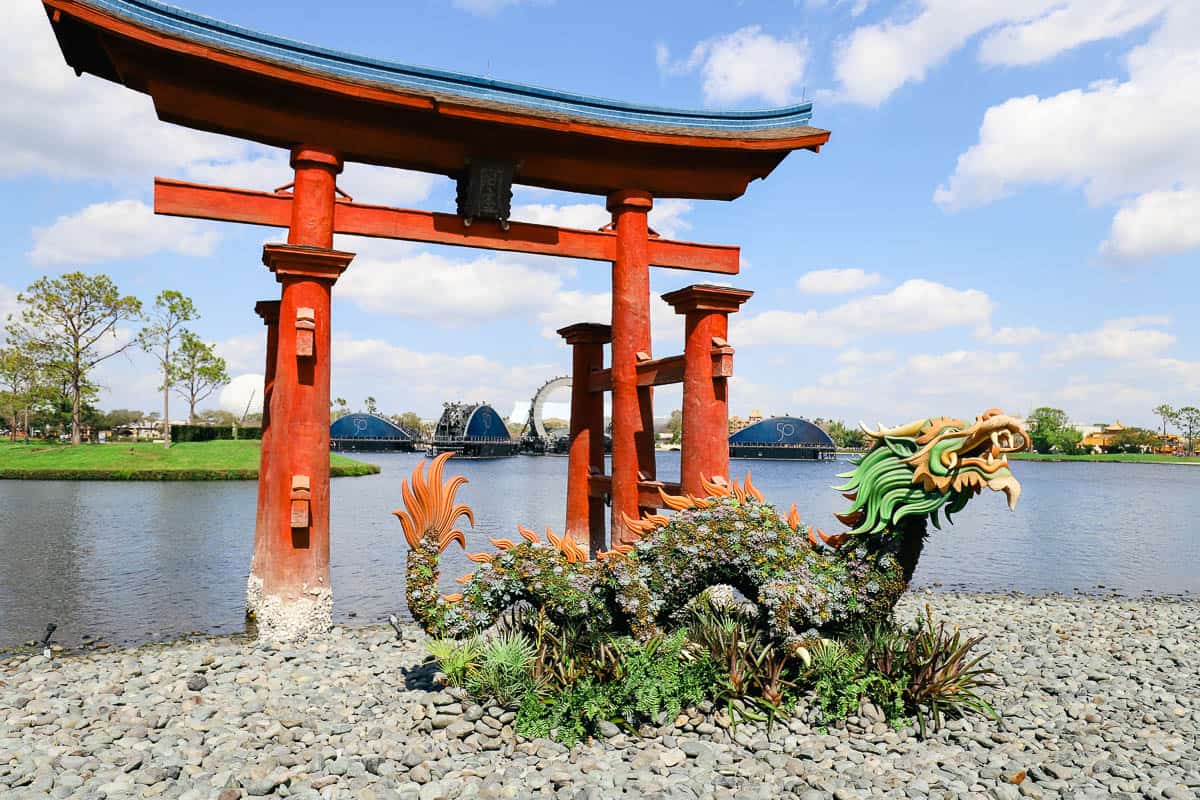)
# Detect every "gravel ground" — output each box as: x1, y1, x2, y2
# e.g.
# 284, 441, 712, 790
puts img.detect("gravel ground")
2, 591, 1197, 800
